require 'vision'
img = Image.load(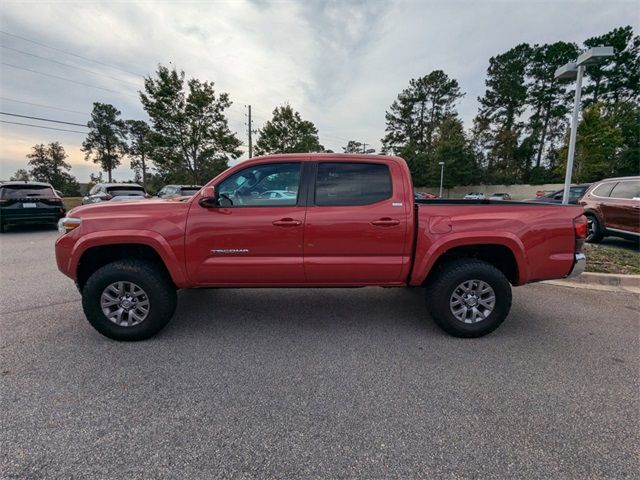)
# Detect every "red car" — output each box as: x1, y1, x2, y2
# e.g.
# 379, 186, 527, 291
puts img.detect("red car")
579, 176, 640, 243
56, 154, 586, 341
